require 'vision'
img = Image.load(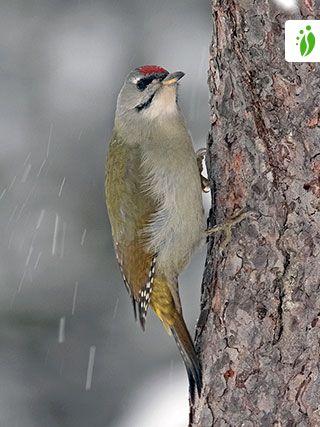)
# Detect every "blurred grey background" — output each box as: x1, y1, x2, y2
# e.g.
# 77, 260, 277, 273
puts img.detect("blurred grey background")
0, 1, 211, 426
